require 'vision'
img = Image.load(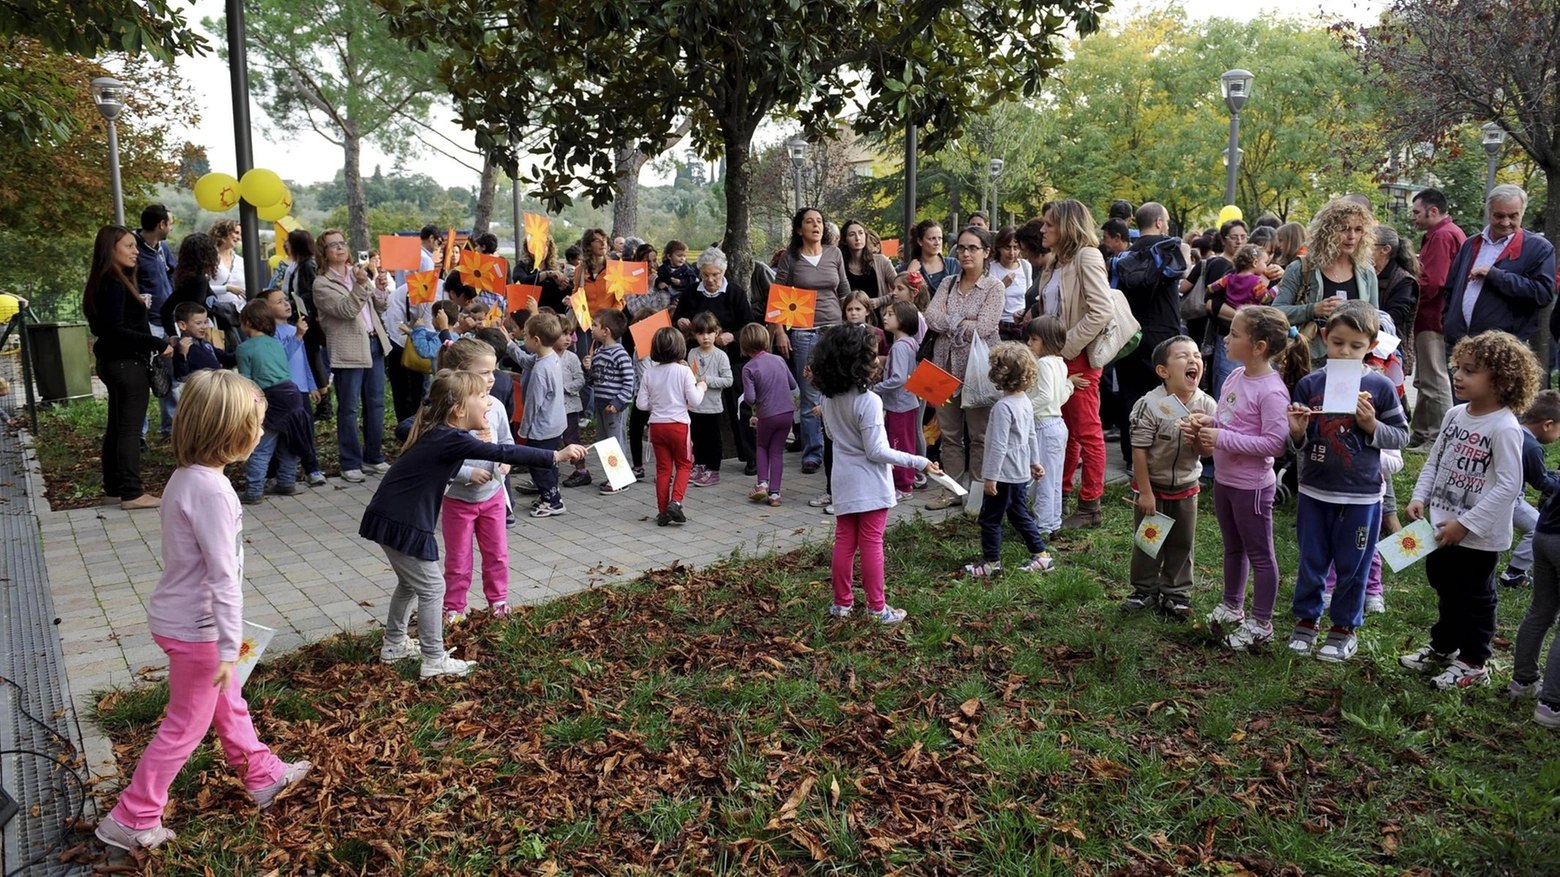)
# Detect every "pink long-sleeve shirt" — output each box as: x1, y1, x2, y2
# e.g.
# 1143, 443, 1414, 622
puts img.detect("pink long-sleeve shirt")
146, 465, 246, 661
1212, 366, 1291, 490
